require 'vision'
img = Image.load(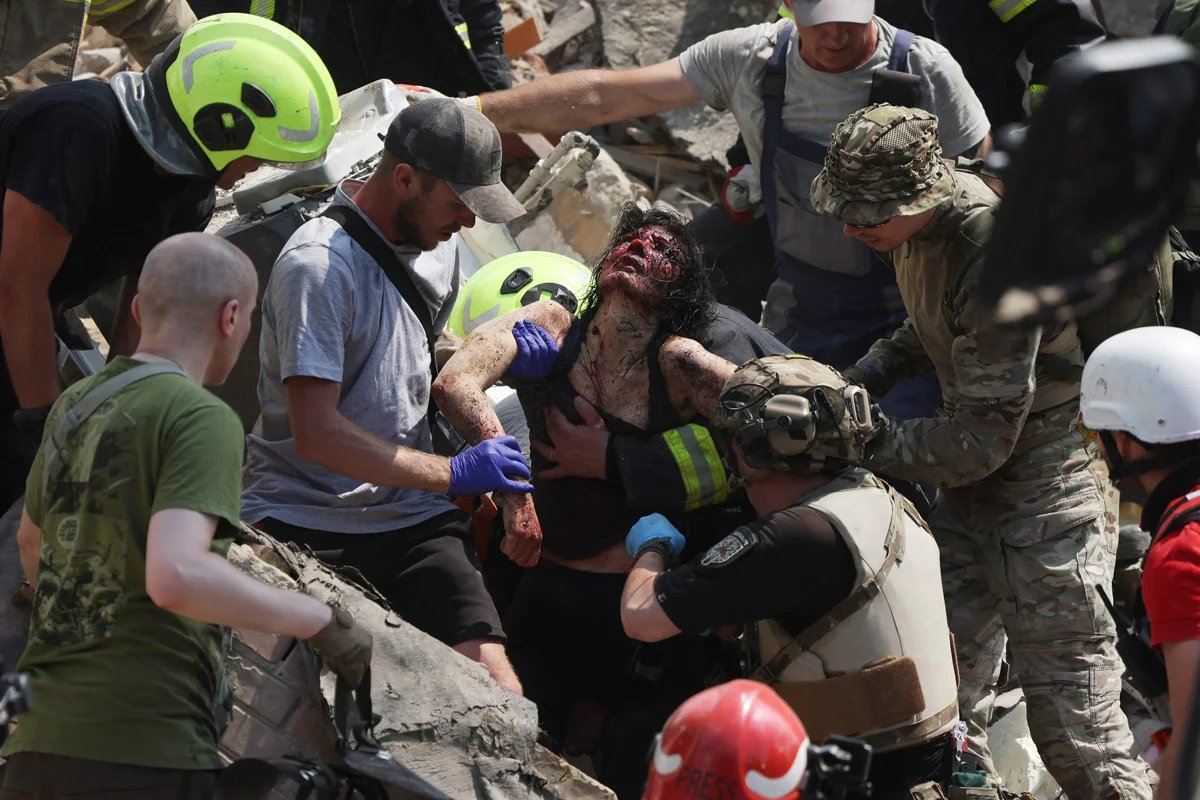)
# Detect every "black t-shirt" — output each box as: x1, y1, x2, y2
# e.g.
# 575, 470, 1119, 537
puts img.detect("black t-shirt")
0, 81, 215, 423
655, 498, 858, 635
0, 80, 216, 311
